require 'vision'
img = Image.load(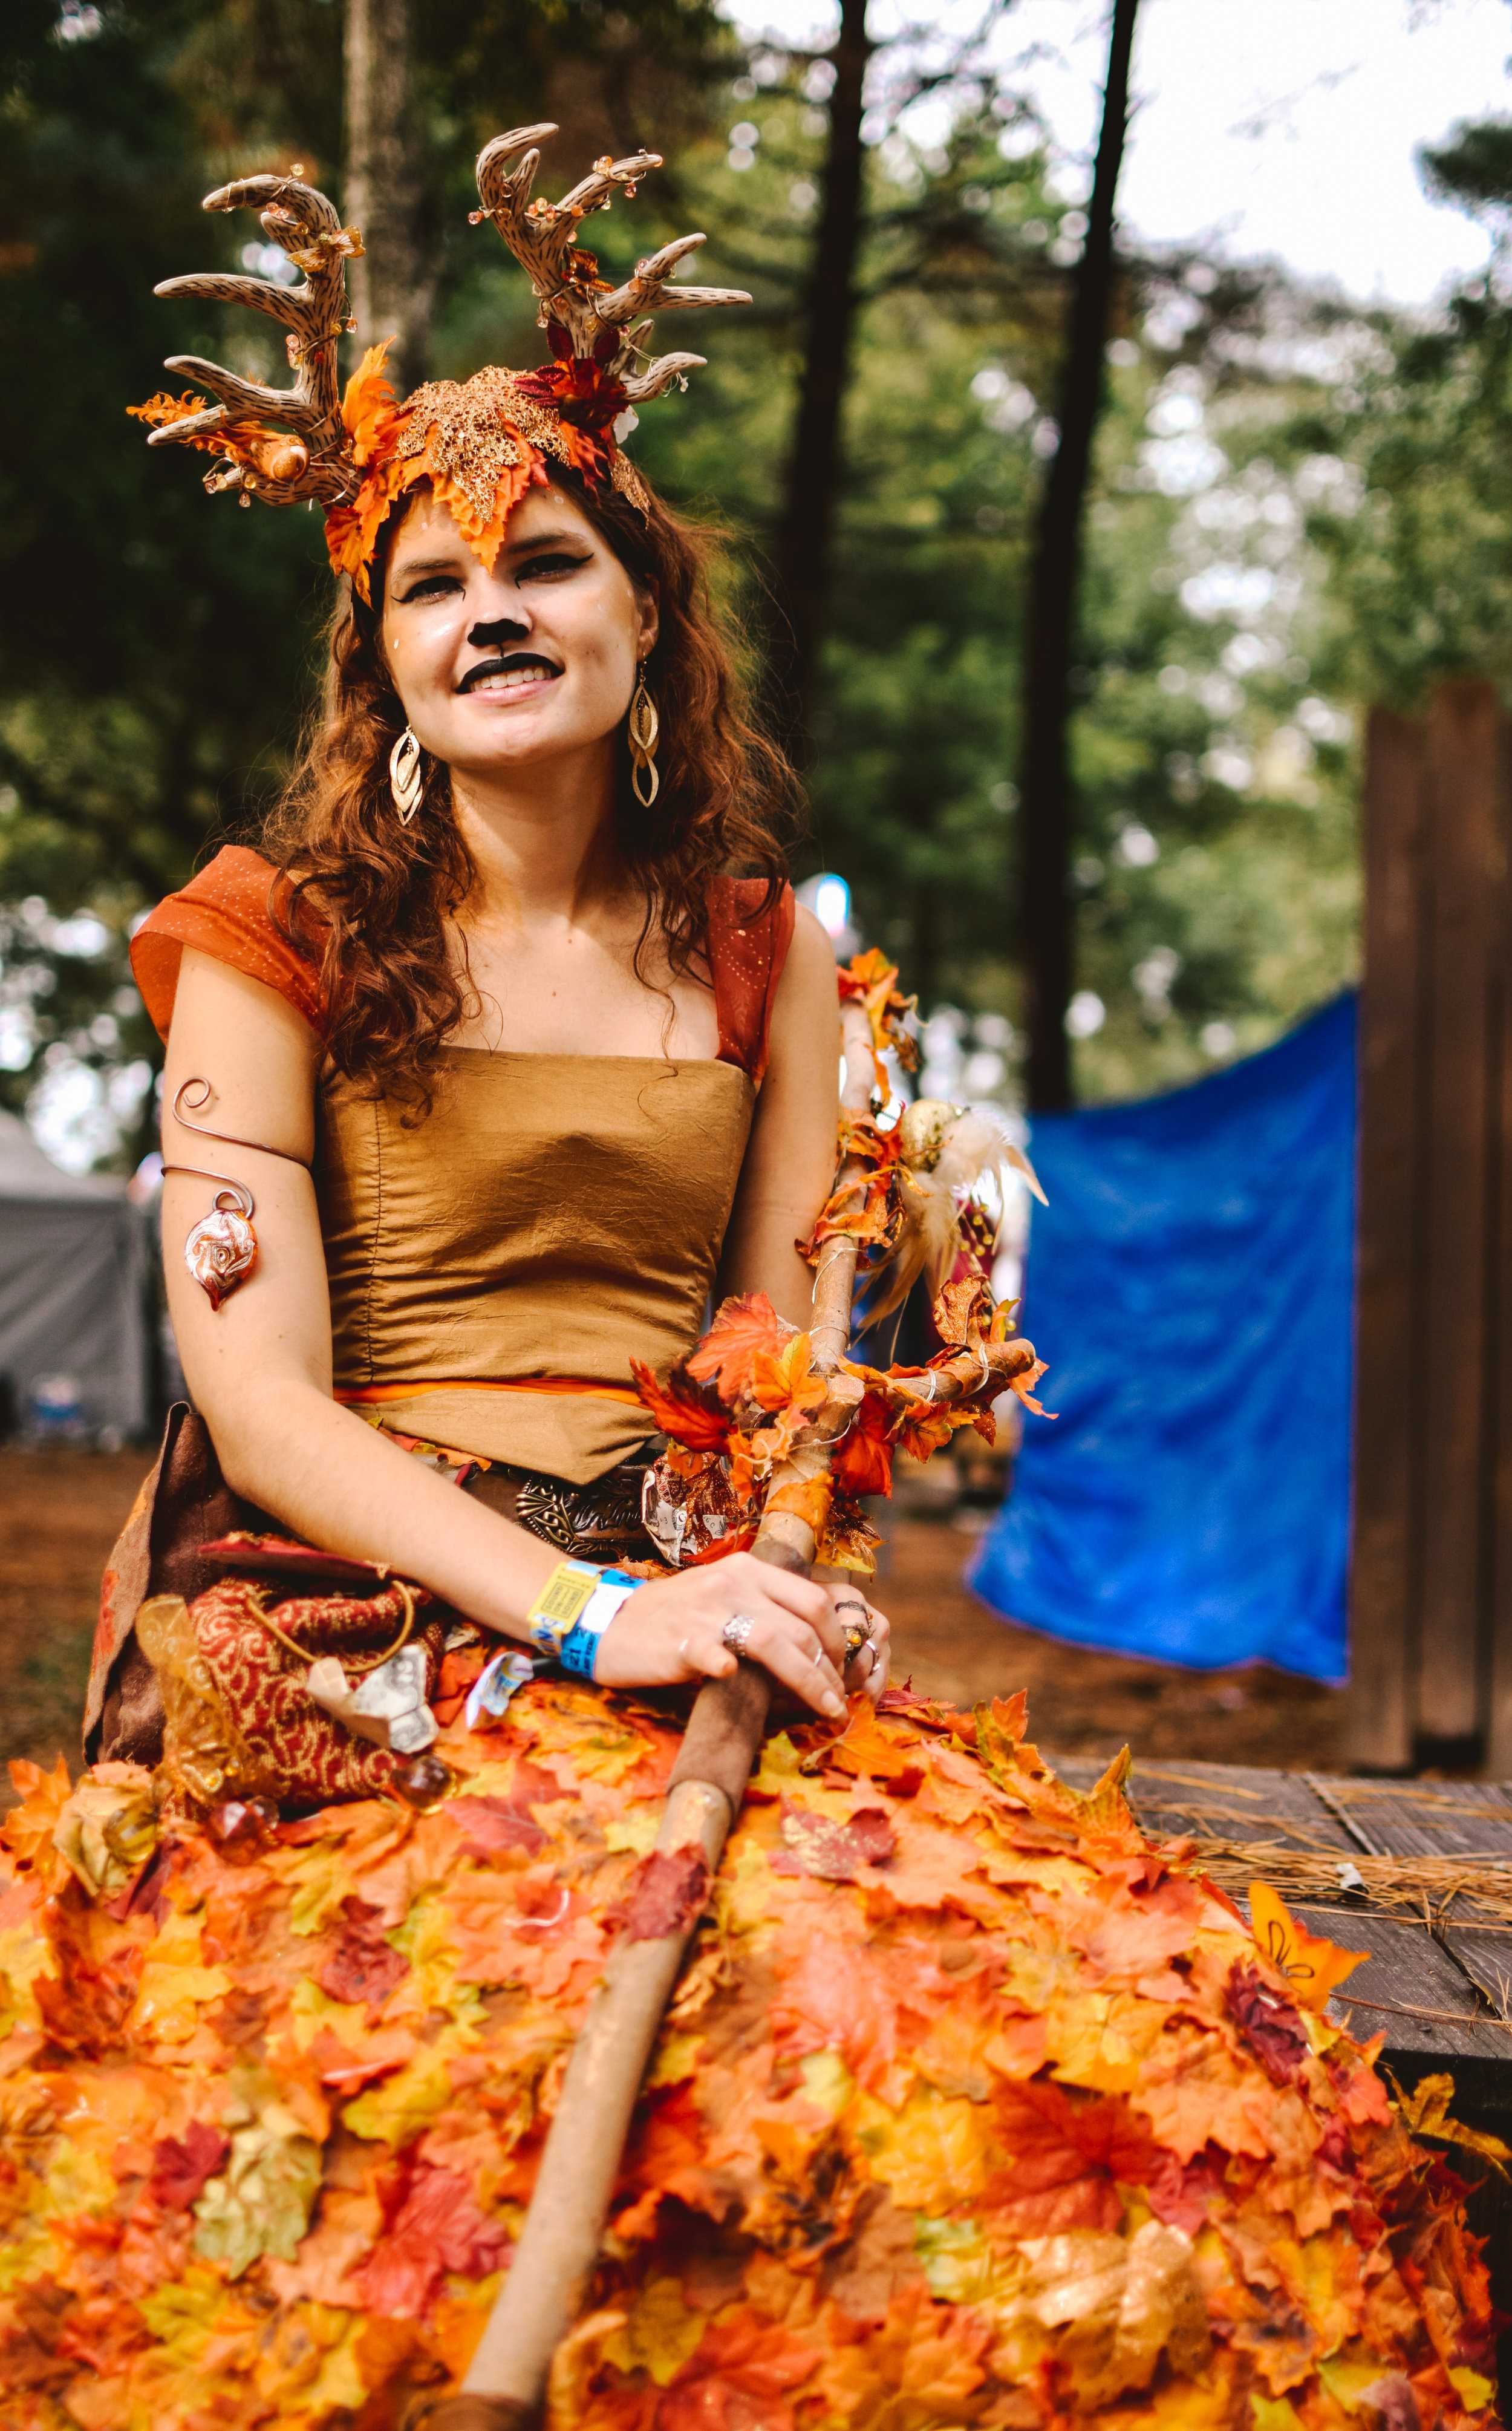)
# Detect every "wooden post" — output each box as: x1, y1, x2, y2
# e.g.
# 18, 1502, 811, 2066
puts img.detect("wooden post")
1349, 678, 1512, 1770
1347, 709, 1427, 1770
1417, 684, 1503, 1747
